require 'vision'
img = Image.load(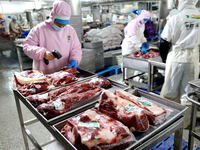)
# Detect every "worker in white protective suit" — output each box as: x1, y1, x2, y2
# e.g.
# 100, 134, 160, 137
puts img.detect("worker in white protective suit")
160, 0, 200, 102
166, 9, 179, 21
121, 10, 151, 56
121, 10, 150, 80
4, 16, 12, 34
